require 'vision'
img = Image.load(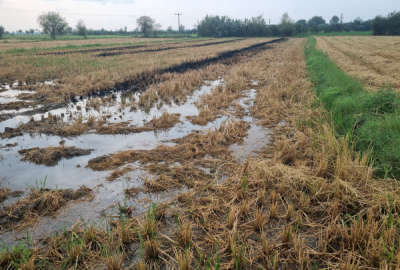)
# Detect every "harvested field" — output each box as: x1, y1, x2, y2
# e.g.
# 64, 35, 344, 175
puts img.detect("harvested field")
0, 38, 276, 104
1, 33, 400, 269
0, 36, 276, 252
317, 36, 400, 90
0, 37, 181, 52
